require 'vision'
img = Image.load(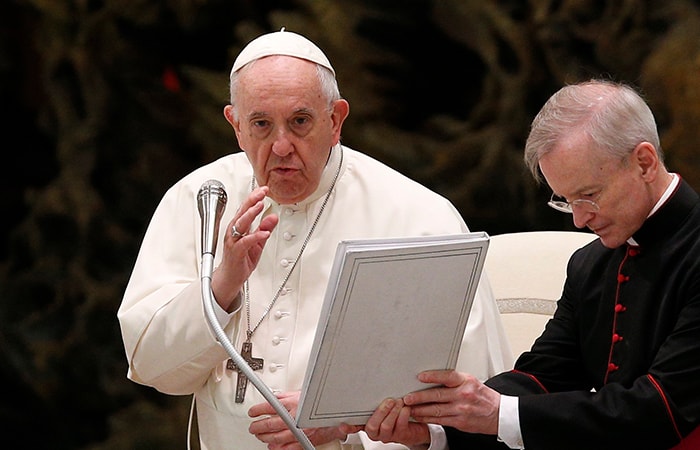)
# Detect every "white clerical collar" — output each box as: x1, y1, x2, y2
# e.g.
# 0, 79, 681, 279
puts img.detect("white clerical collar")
627, 173, 679, 246
649, 173, 679, 217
